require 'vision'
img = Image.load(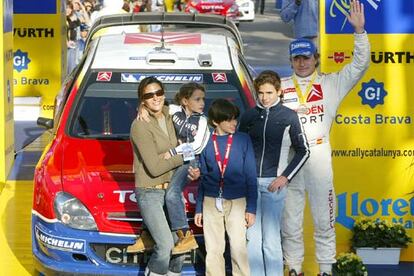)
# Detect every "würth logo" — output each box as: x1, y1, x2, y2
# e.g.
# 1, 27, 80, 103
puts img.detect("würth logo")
328, 52, 350, 64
